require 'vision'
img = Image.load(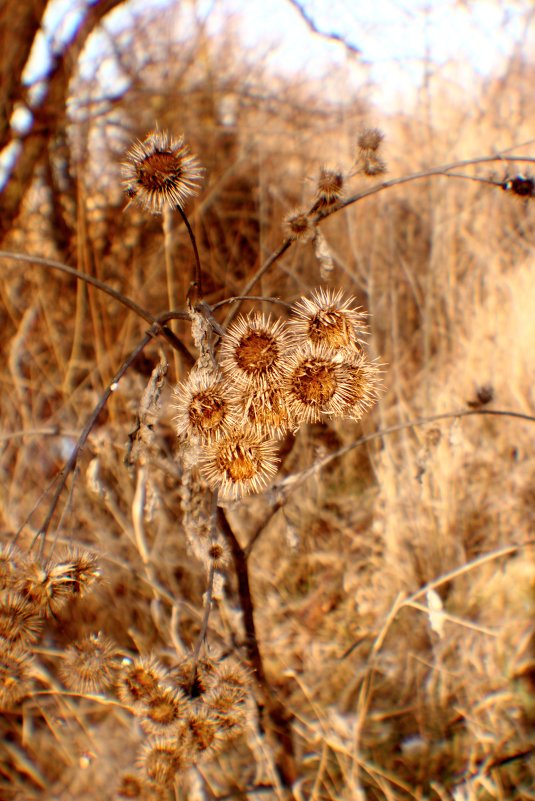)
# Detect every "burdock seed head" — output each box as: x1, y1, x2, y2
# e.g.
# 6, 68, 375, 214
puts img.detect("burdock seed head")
219, 313, 290, 391
315, 167, 344, 207
289, 287, 368, 354
117, 655, 167, 707
122, 130, 203, 213
172, 371, 236, 443
340, 354, 383, 421
200, 426, 279, 500
283, 208, 316, 242
283, 344, 355, 425
355, 127, 386, 176
59, 632, 119, 694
